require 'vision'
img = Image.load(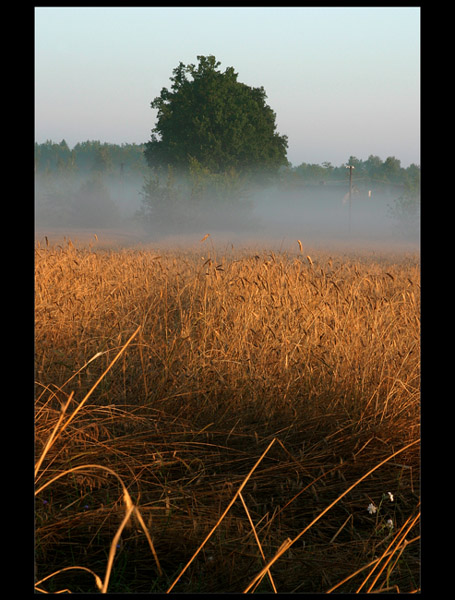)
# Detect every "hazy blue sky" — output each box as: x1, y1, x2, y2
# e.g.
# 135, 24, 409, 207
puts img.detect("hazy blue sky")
35, 7, 420, 167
